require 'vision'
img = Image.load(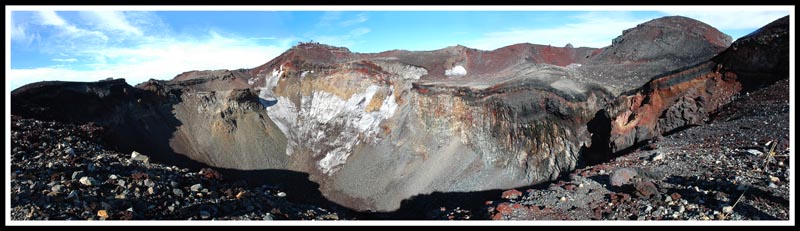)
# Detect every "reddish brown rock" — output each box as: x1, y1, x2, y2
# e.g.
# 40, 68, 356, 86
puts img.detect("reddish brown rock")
501, 189, 523, 200
634, 180, 659, 199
